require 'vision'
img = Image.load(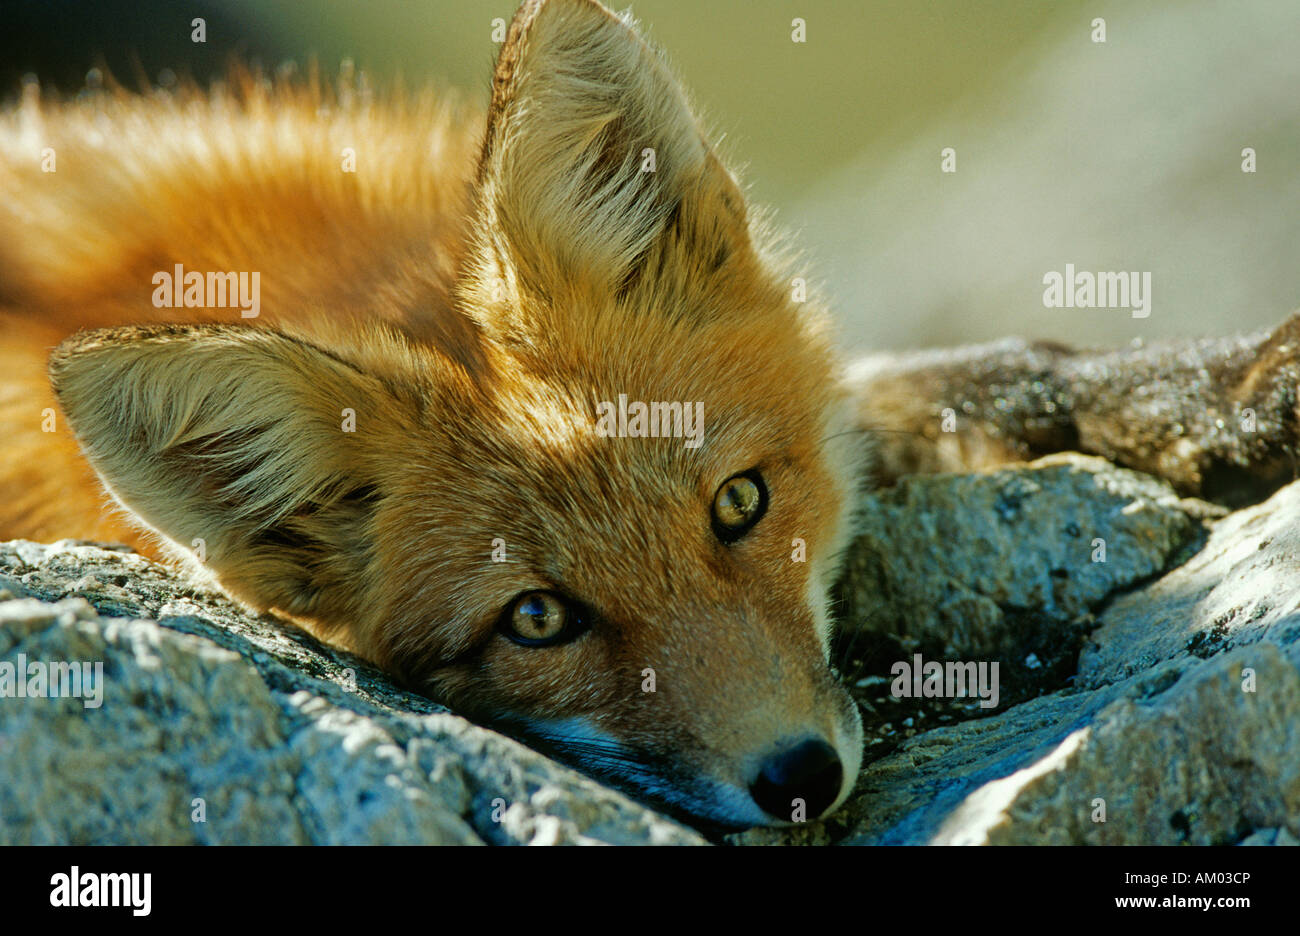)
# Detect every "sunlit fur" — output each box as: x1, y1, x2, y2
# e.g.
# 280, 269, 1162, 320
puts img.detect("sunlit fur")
0, 0, 867, 827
